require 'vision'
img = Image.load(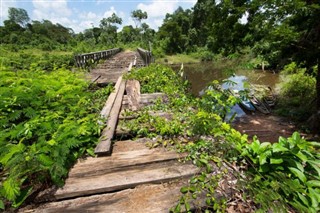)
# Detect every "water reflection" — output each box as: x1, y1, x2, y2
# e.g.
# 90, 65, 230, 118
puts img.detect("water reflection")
171, 62, 279, 119
172, 62, 279, 96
